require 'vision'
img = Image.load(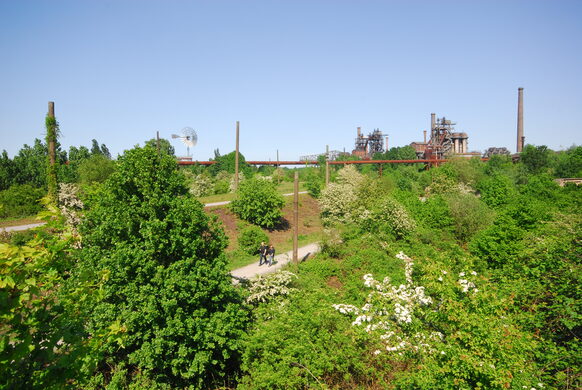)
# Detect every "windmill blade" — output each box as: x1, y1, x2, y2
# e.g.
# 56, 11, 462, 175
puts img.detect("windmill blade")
181, 127, 197, 147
